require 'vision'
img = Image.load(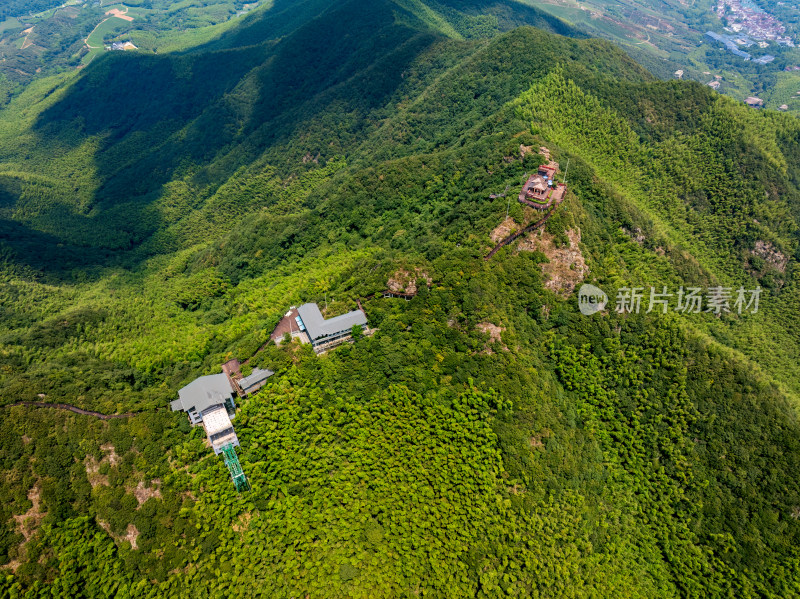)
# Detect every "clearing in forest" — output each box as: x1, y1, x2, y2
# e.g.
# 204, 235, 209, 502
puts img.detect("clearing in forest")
86, 16, 133, 48
518, 229, 588, 296
82, 14, 135, 64
105, 8, 134, 22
